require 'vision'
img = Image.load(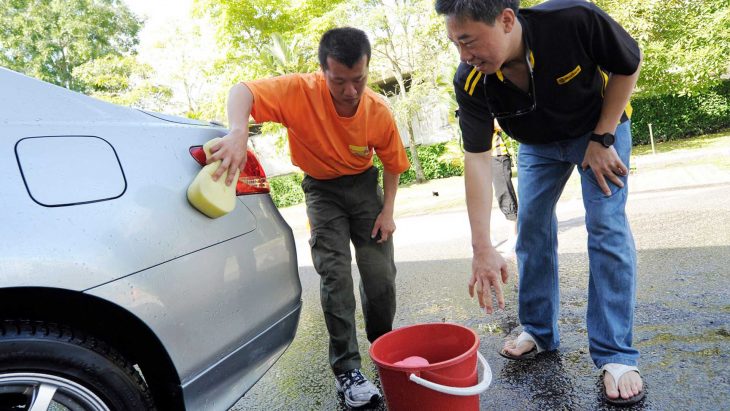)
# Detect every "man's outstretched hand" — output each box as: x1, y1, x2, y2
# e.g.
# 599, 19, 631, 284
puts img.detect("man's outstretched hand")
468, 246, 509, 314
